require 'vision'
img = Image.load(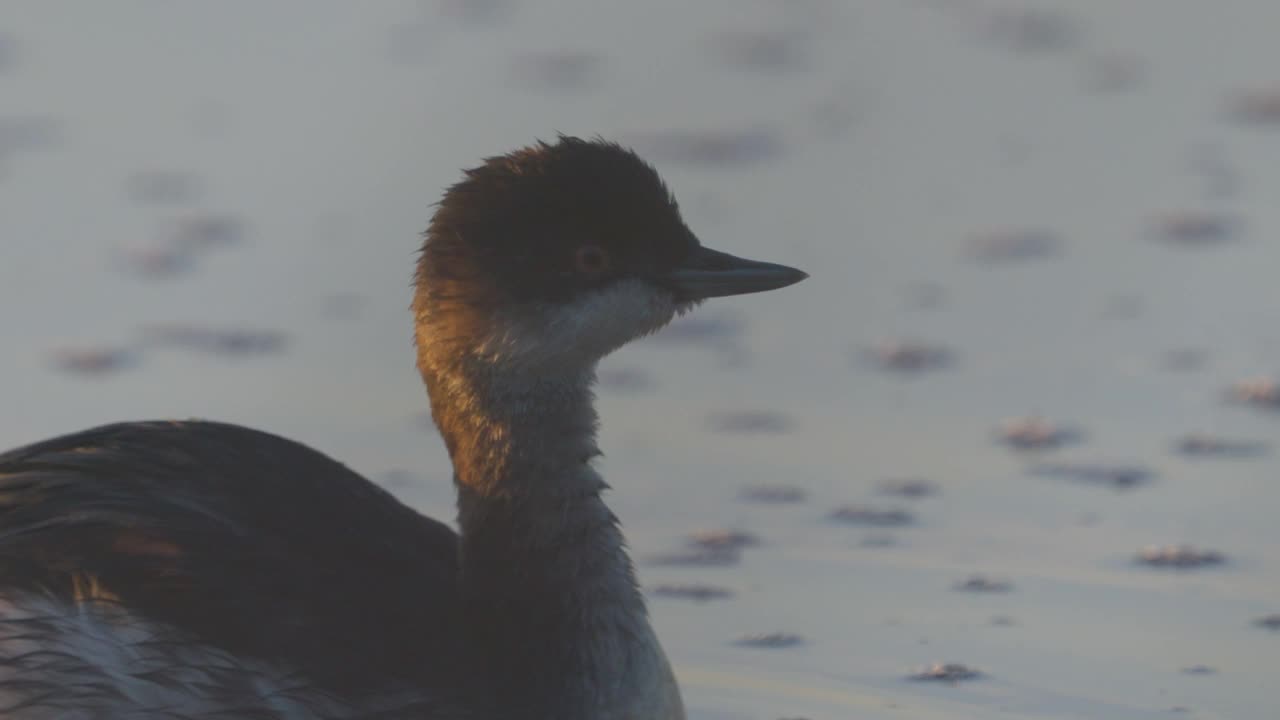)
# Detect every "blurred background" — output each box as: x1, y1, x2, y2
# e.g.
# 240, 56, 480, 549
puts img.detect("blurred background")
2, 1, 1279, 717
